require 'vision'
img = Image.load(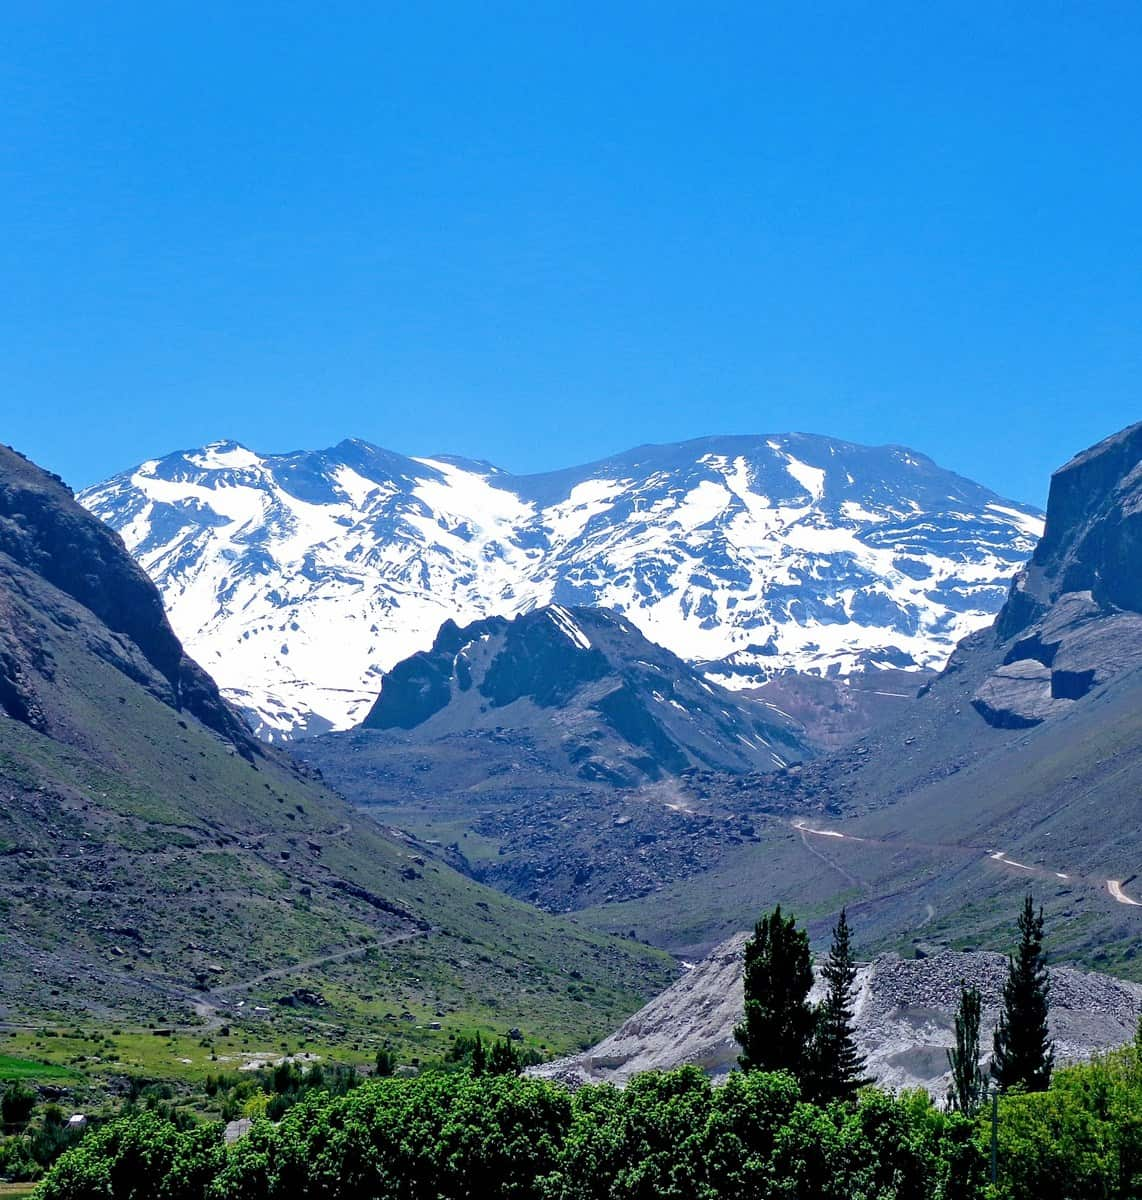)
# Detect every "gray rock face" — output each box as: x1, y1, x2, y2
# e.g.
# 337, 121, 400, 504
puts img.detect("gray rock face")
531, 935, 1142, 1098
0, 444, 257, 757
971, 659, 1069, 728
974, 423, 1142, 728
359, 605, 807, 783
